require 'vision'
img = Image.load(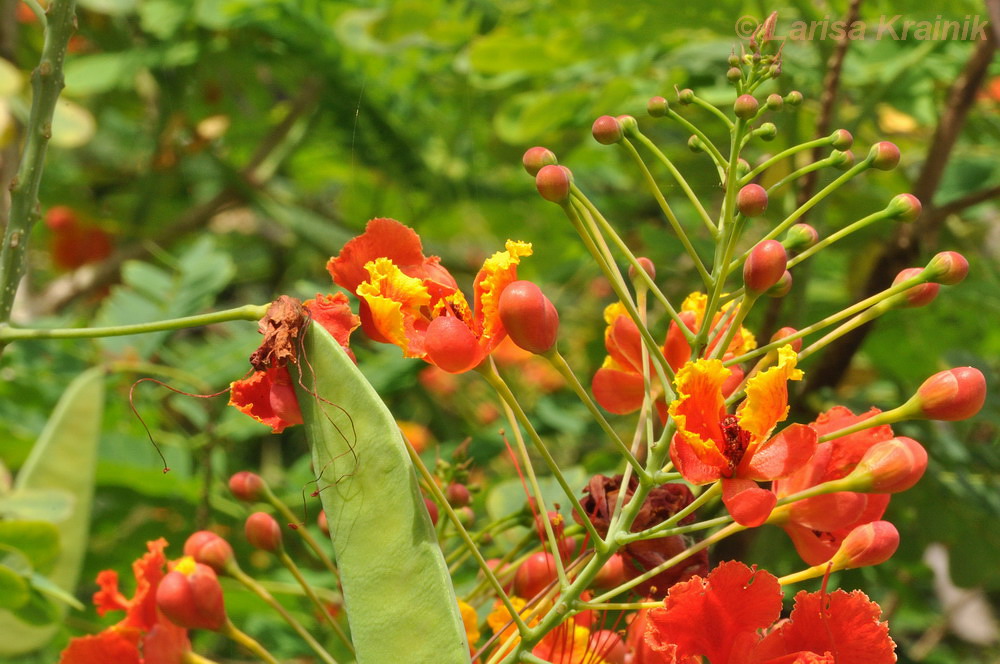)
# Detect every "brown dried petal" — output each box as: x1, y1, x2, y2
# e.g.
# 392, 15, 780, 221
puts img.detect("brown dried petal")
249, 296, 306, 371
